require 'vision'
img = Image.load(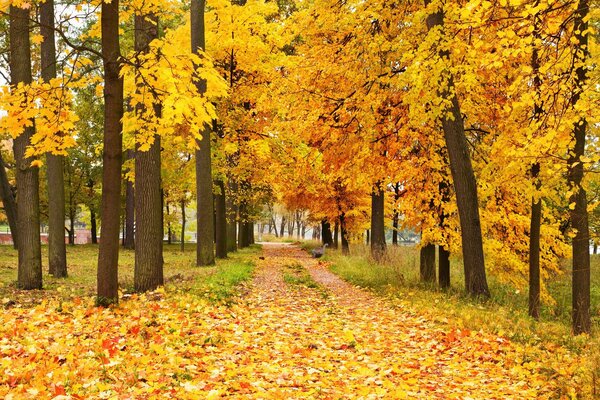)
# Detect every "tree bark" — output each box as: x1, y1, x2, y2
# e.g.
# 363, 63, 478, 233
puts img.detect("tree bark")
366, 230, 370, 245
97, 0, 124, 305
226, 181, 237, 251
569, 0, 590, 335
321, 218, 333, 246
41, 0, 67, 277
192, 0, 215, 266
370, 182, 386, 260
134, 13, 163, 293
333, 220, 339, 249
392, 182, 401, 246
420, 243, 436, 283
10, 4, 42, 290
215, 179, 227, 258
91, 208, 97, 244
279, 215, 286, 237
425, 1, 489, 297
123, 150, 135, 249
339, 213, 349, 255
238, 201, 250, 248
0, 152, 18, 249
181, 199, 186, 252
439, 246, 450, 289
